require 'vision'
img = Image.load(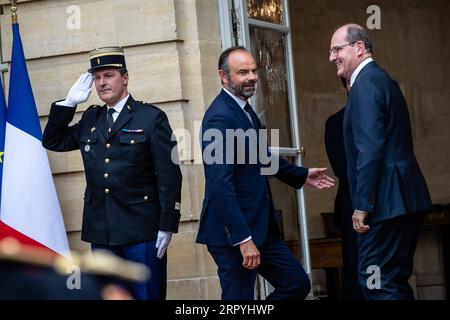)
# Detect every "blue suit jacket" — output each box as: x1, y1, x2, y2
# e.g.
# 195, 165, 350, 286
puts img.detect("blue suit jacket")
196, 90, 308, 247
344, 62, 432, 223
